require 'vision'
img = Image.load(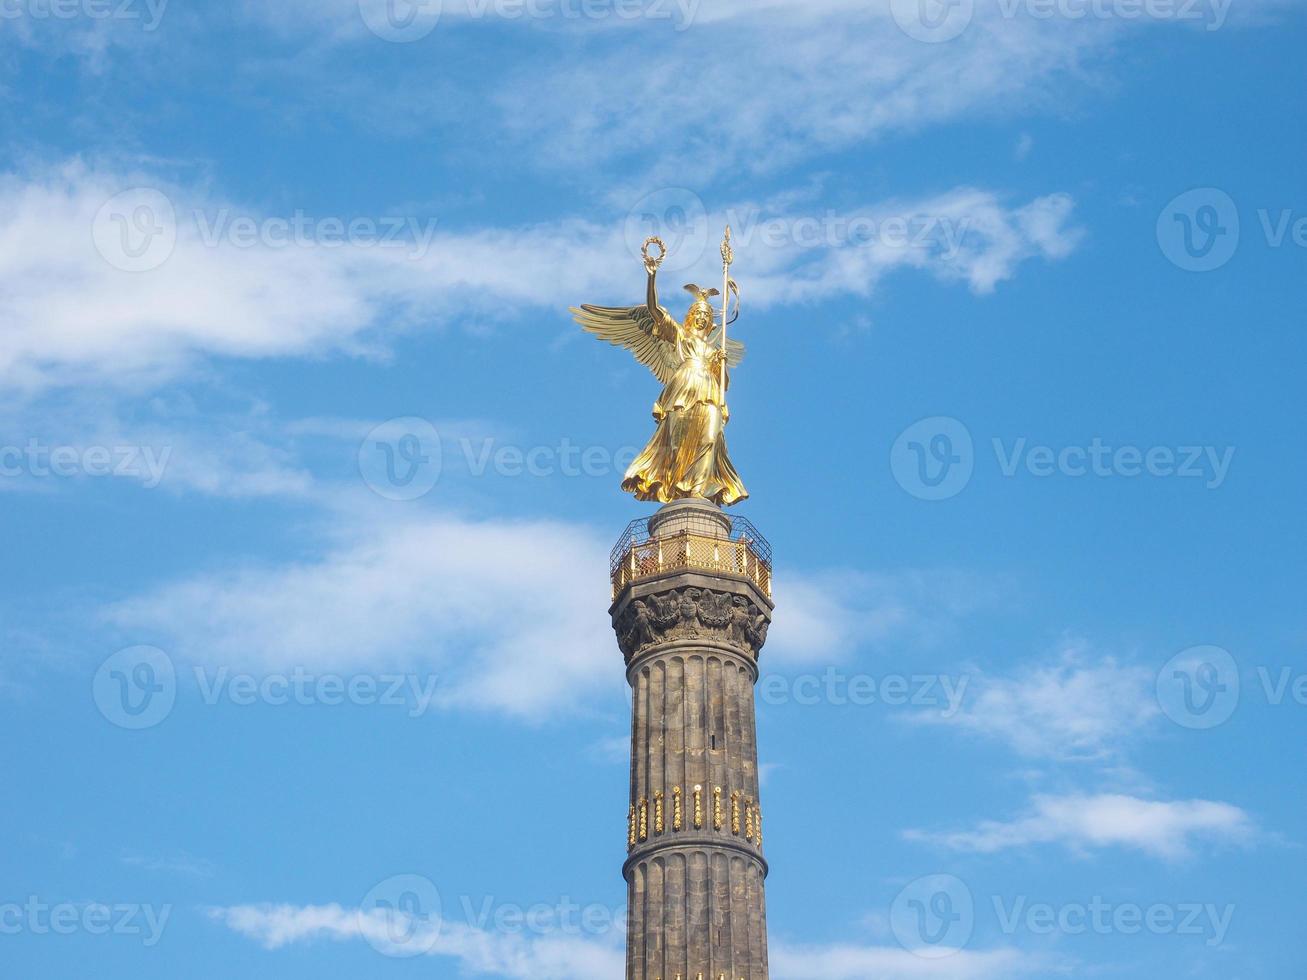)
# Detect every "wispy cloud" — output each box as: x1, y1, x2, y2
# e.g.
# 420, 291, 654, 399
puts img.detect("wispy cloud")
0, 162, 1075, 394
771, 940, 1057, 979
210, 901, 1054, 980
122, 849, 216, 878
101, 505, 993, 719
767, 568, 1010, 666
905, 792, 1256, 860
209, 902, 623, 979
911, 643, 1160, 761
